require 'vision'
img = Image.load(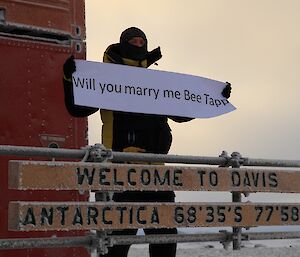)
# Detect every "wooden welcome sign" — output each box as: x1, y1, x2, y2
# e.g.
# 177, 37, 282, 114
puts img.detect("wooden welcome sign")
9, 202, 300, 231
7, 160, 300, 231
8, 161, 300, 192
